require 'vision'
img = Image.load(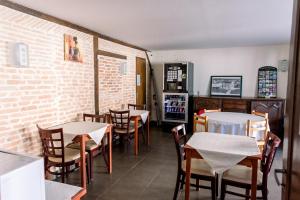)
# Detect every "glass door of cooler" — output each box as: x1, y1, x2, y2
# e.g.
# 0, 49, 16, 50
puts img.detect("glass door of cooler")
162, 93, 188, 123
